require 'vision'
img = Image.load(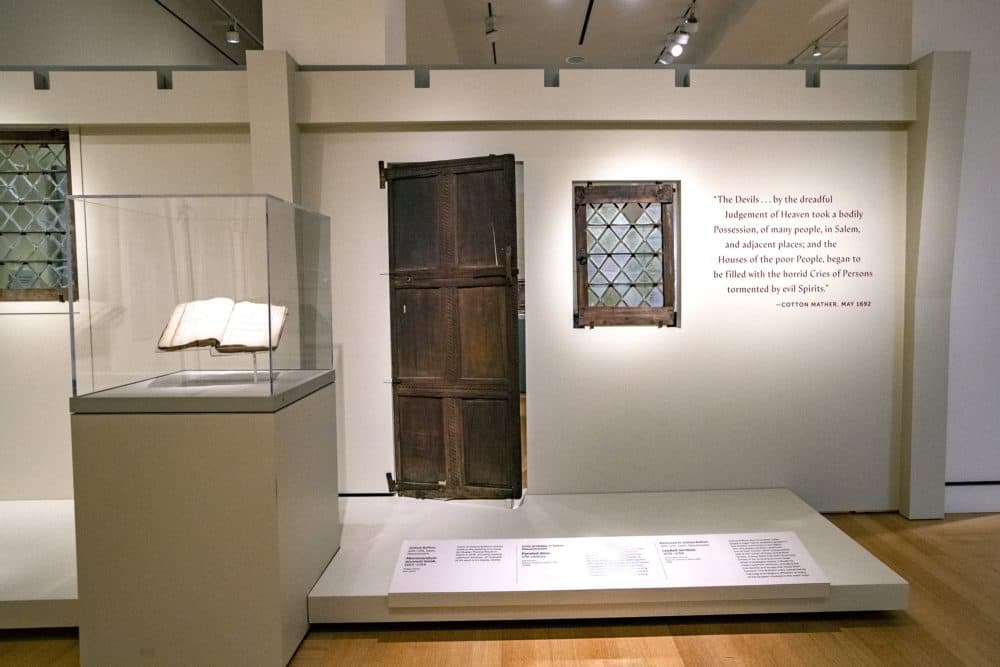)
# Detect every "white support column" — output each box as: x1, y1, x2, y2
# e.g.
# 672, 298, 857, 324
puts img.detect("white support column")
246, 50, 299, 202
848, 0, 912, 65
900, 52, 970, 518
